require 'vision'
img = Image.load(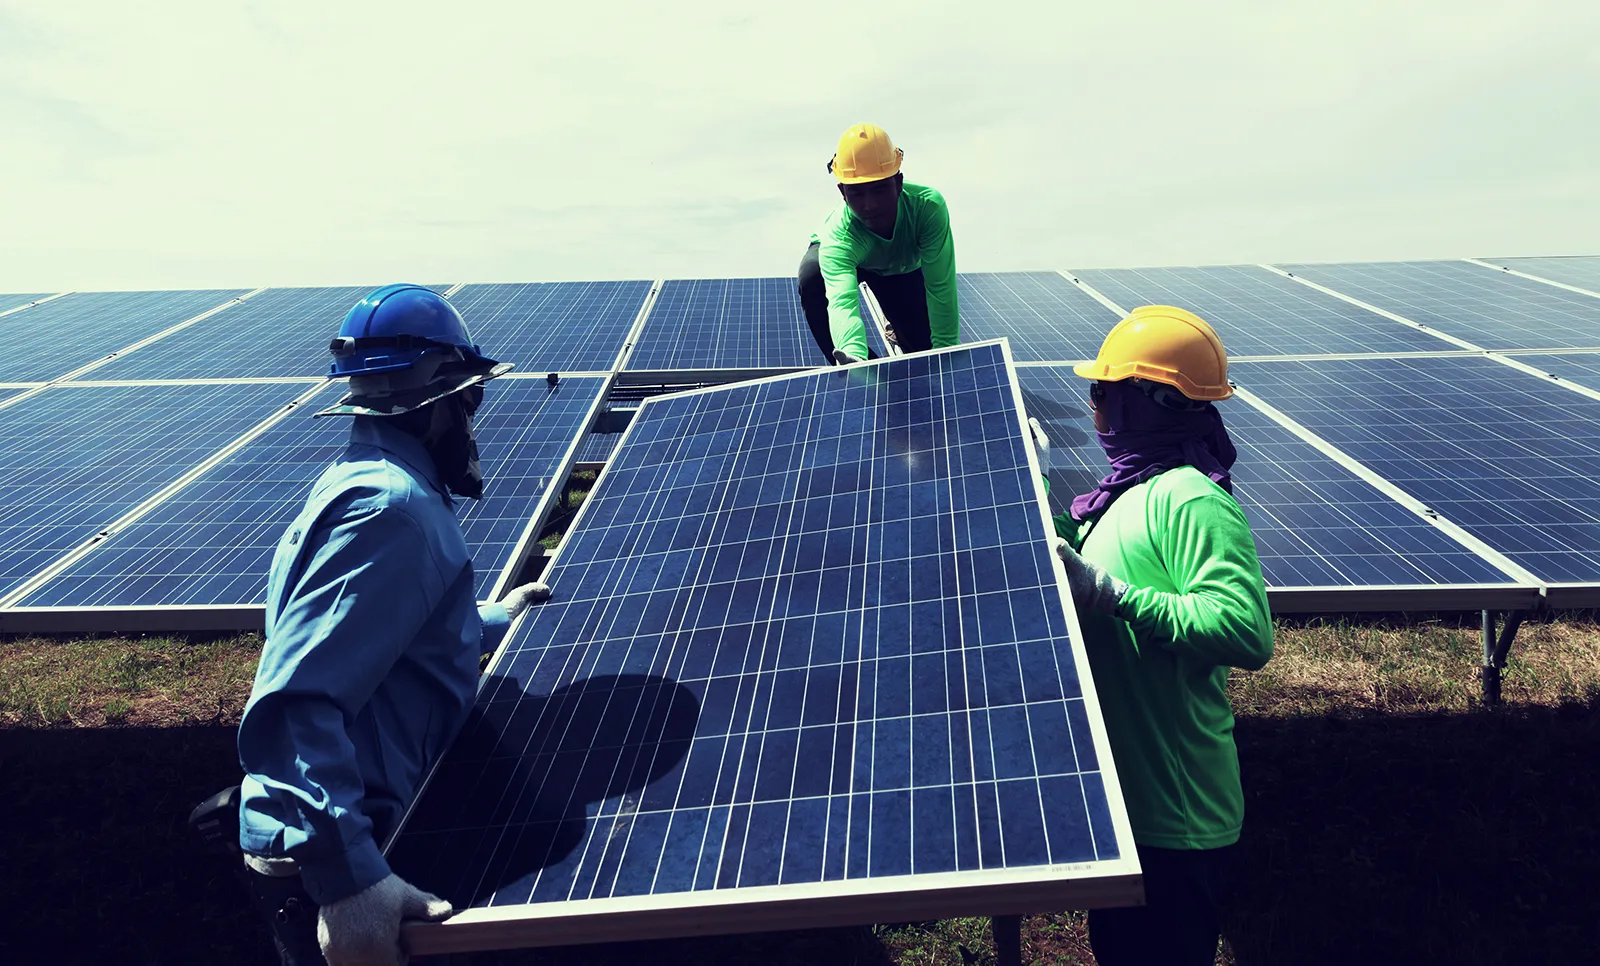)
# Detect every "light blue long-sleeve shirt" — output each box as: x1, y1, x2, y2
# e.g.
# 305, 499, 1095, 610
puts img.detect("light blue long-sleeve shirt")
238, 416, 510, 905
